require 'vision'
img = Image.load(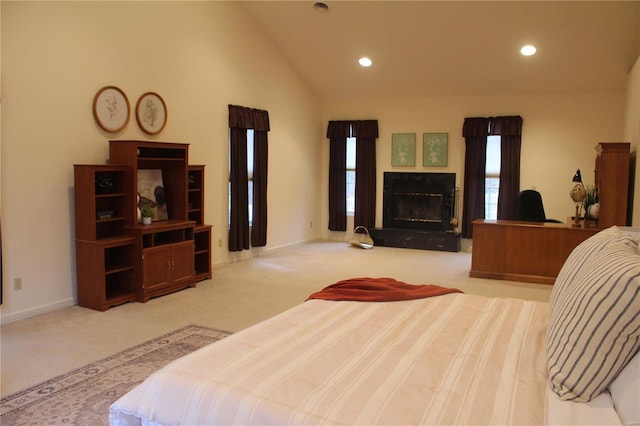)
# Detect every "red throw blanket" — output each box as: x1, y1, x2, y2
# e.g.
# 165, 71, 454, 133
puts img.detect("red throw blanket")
307, 277, 463, 302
